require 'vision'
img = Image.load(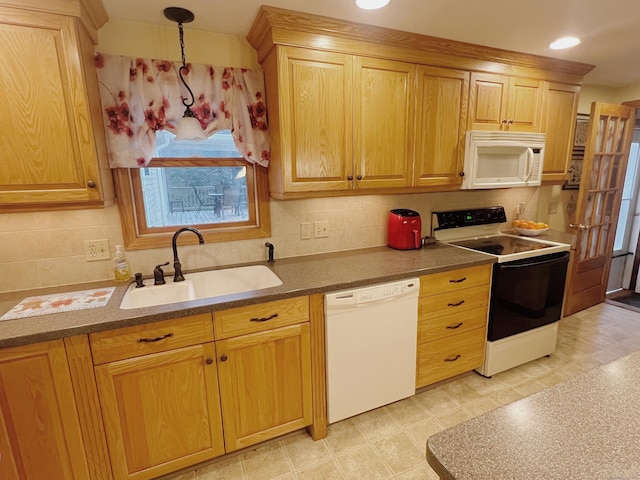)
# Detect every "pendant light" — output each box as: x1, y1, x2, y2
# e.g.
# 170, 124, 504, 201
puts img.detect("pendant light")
164, 7, 207, 141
